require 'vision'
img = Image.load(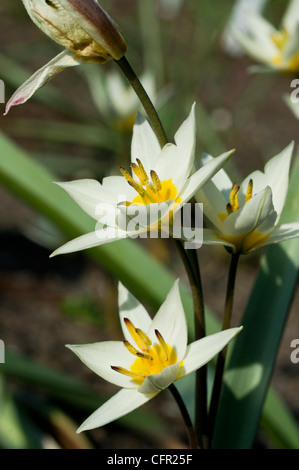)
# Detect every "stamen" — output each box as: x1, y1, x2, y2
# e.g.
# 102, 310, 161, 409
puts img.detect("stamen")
136, 328, 152, 349
226, 203, 233, 215
230, 183, 240, 212
123, 341, 153, 360
150, 170, 162, 193
155, 329, 169, 362
111, 365, 146, 380
137, 159, 150, 185
131, 162, 146, 186
120, 166, 134, 183
245, 179, 253, 204
124, 318, 152, 352
127, 180, 146, 198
